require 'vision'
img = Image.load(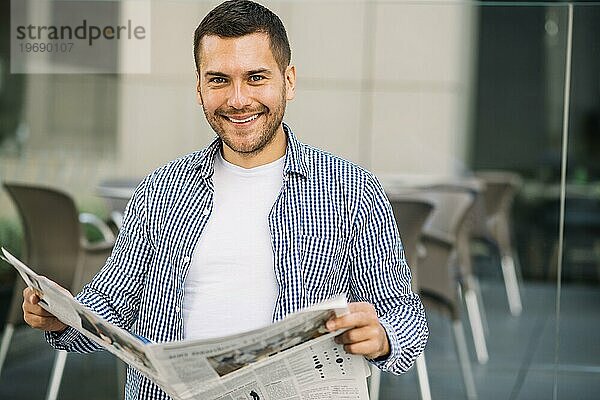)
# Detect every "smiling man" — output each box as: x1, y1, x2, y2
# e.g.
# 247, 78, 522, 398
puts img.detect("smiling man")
22, 1, 428, 399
